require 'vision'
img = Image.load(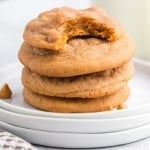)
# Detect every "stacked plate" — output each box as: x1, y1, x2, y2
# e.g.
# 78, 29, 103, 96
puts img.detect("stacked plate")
0, 58, 150, 148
